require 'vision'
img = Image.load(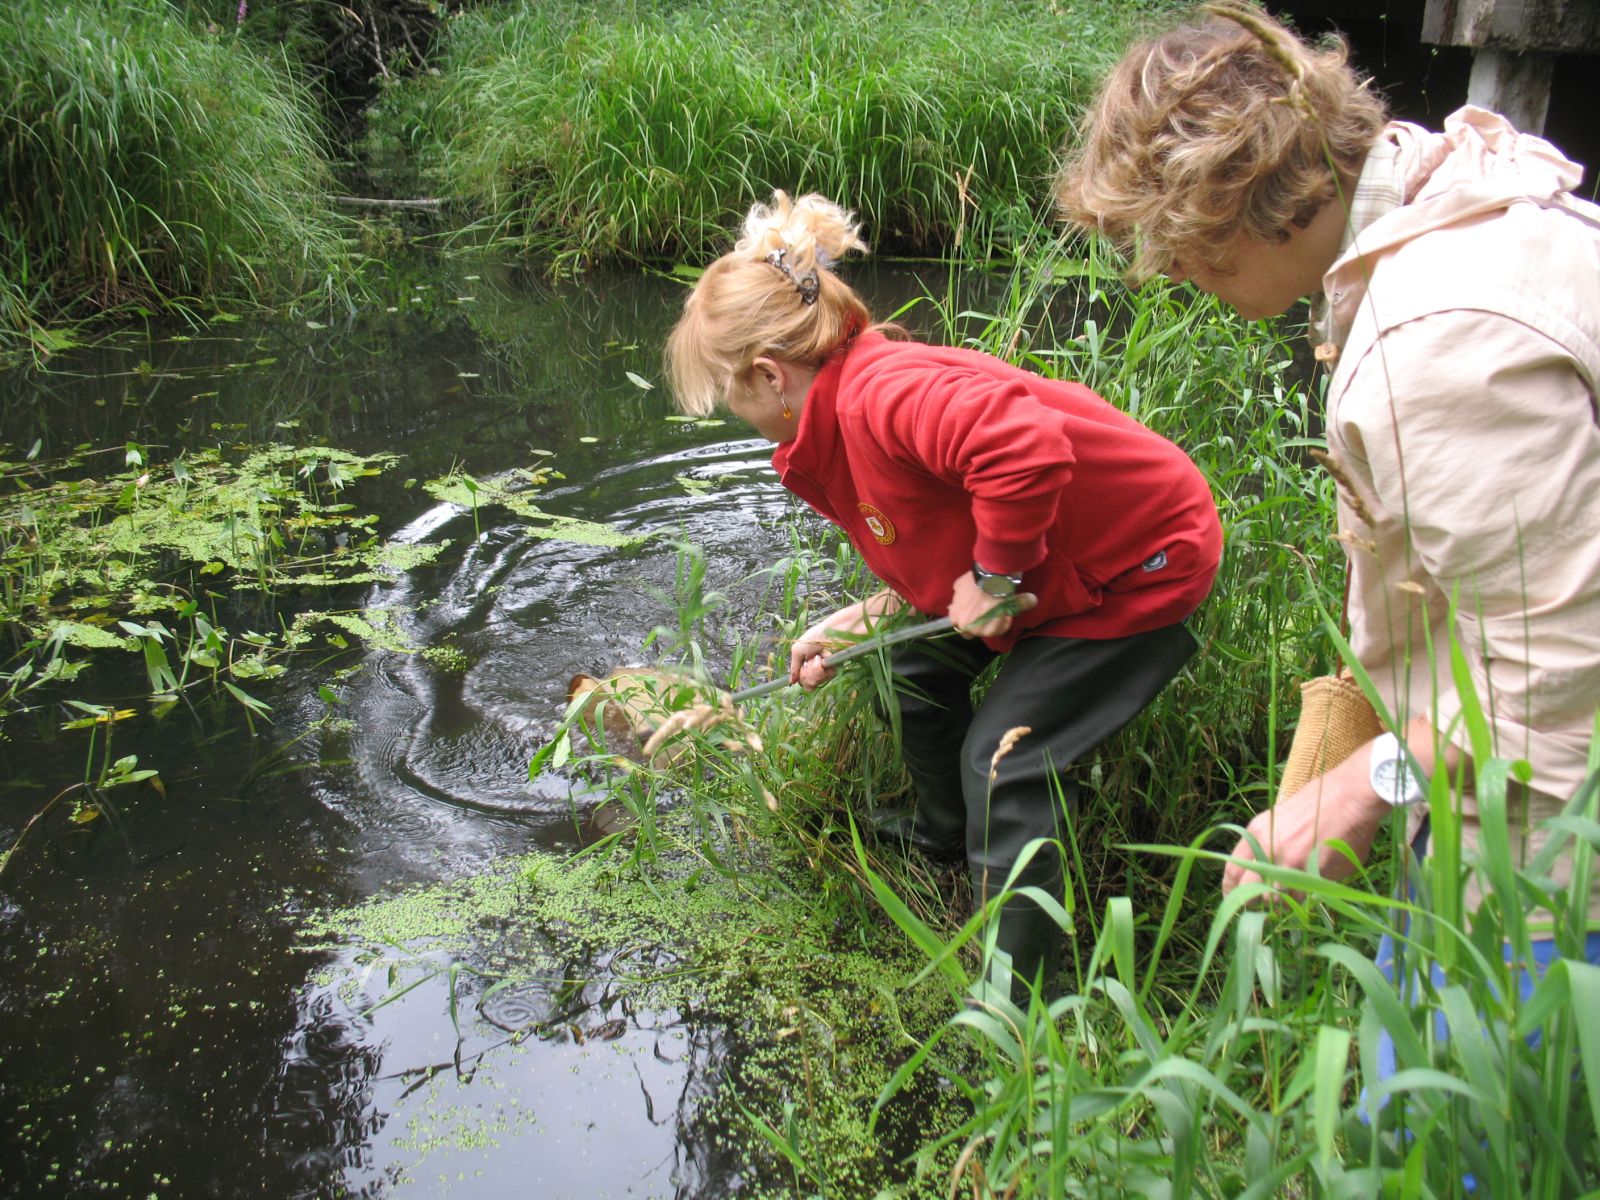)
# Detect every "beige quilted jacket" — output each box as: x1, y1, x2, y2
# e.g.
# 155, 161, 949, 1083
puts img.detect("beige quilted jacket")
1320, 107, 1600, 922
